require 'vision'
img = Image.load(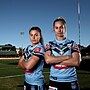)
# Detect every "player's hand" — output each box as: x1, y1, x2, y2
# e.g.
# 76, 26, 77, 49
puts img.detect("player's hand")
45, 51, 51, 56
